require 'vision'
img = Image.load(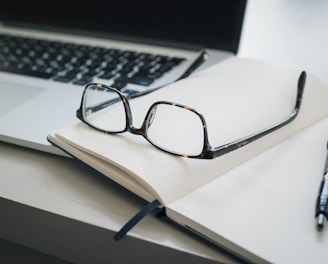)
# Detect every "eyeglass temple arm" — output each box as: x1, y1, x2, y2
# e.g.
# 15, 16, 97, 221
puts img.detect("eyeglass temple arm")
176, 49, 208, 81
210, 71, 307, 159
